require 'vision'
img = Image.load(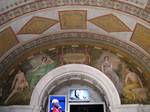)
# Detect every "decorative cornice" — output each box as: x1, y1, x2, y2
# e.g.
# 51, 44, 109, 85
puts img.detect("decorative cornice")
0, 0, 34, 13
0, 32, 149, 75
0, 0, 150, 27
